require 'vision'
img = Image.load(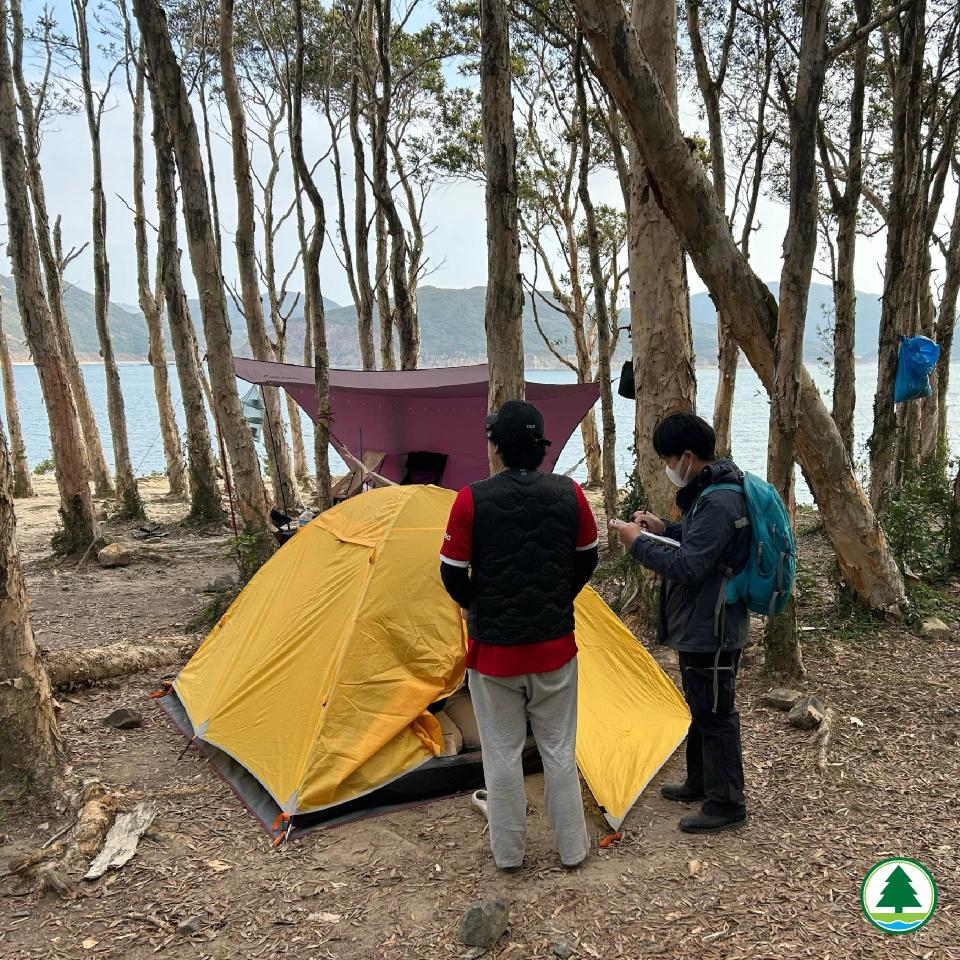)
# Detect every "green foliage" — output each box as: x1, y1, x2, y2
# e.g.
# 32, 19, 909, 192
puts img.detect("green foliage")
879, 455, 954, 583
32, 457, 55, 476
228, 529, 274, 584
616, 445, 647, 520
